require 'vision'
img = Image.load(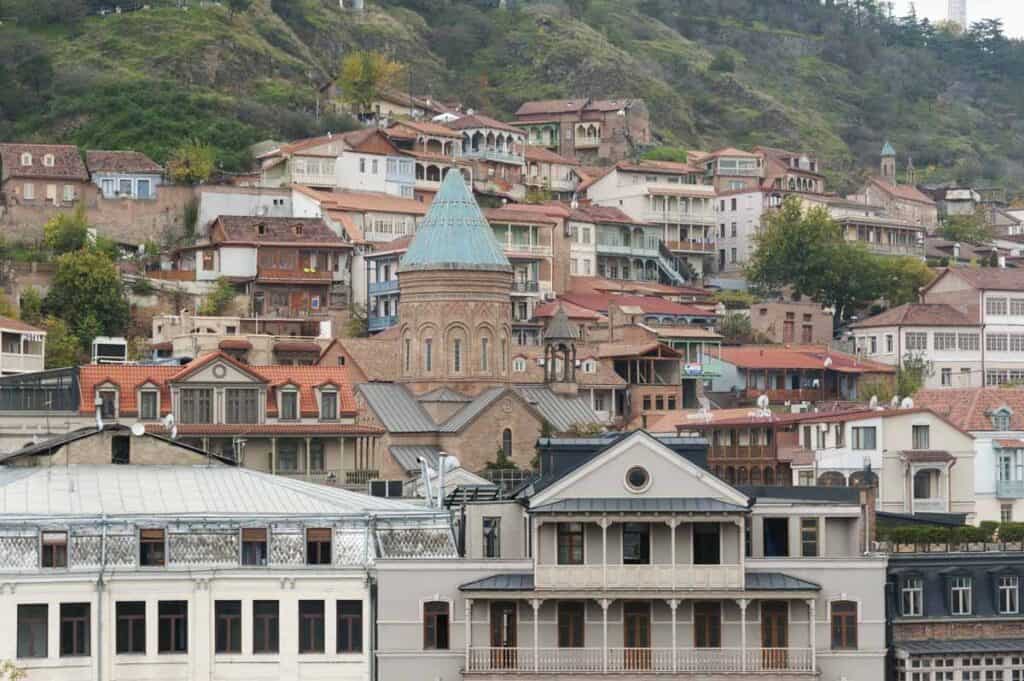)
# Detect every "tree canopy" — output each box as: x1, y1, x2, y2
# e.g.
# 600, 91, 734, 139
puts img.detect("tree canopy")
338, 51, 404, 115
43, 250, 129, 349
166, 140, 216, 185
